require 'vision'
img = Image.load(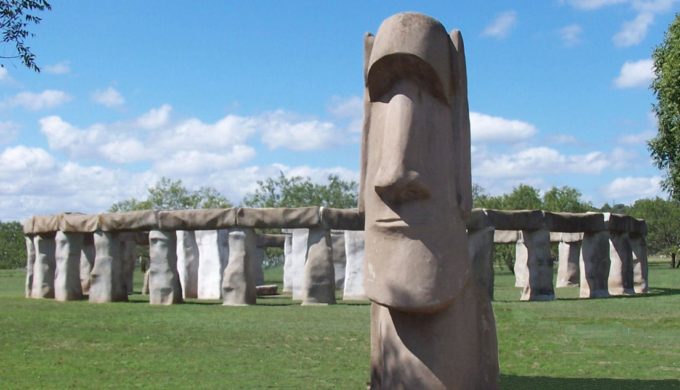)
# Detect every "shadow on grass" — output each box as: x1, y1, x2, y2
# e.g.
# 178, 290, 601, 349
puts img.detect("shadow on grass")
501, 374, 680, 389
494, 287, 680, 303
